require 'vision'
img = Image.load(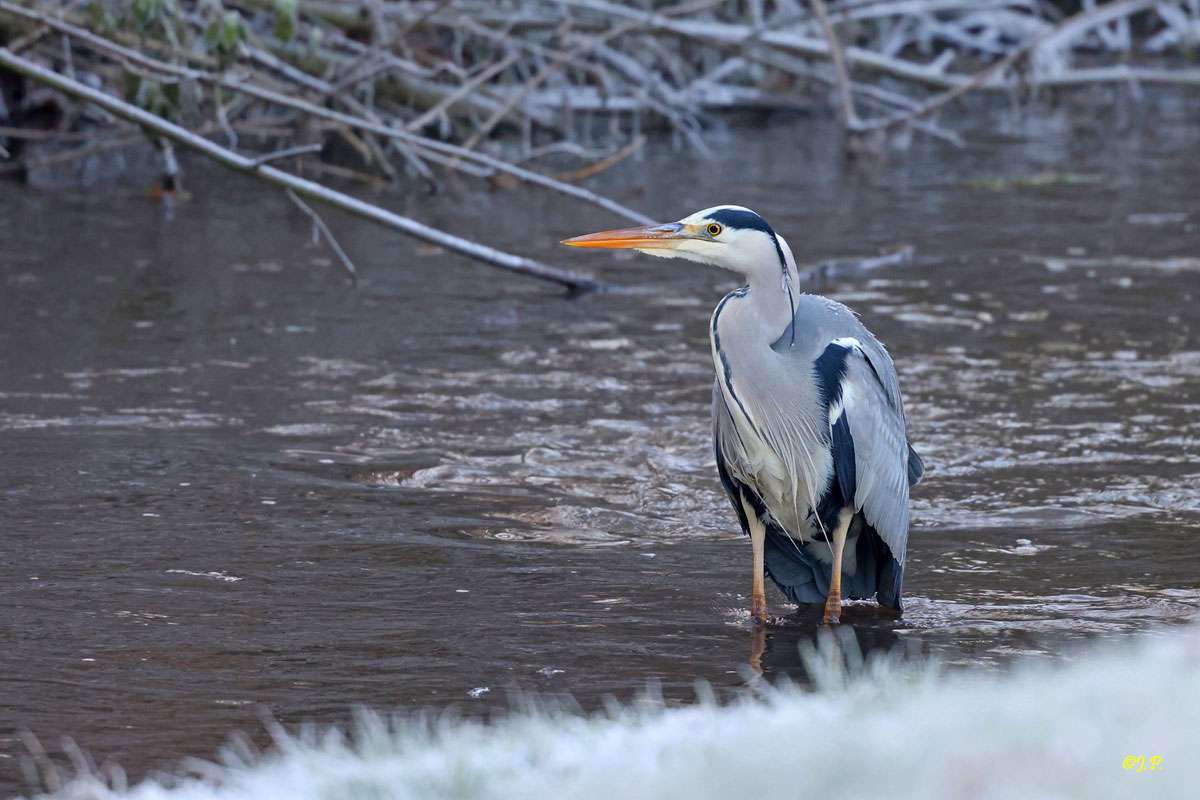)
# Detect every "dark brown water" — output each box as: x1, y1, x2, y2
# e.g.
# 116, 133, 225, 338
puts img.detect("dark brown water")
2, 101, 1199, 792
